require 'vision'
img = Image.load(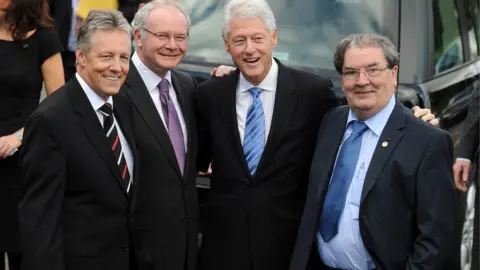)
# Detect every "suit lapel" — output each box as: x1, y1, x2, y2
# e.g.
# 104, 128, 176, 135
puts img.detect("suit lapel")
255, 61, 298, 179
361, 100, 405, 204
218, 71, 252, 180
67, 78, 128, 196
124, 63, 183, 179
315, 108, 349, 202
